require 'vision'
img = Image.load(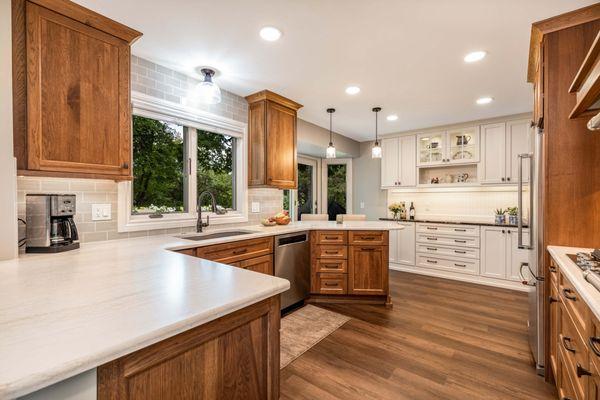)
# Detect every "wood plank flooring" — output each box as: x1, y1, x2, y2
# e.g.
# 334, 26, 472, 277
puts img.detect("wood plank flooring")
280, 271, 557, 400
